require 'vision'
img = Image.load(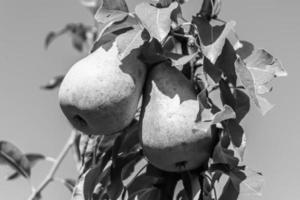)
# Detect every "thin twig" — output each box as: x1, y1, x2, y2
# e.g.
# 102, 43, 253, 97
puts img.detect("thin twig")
27, 130, 76, 200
